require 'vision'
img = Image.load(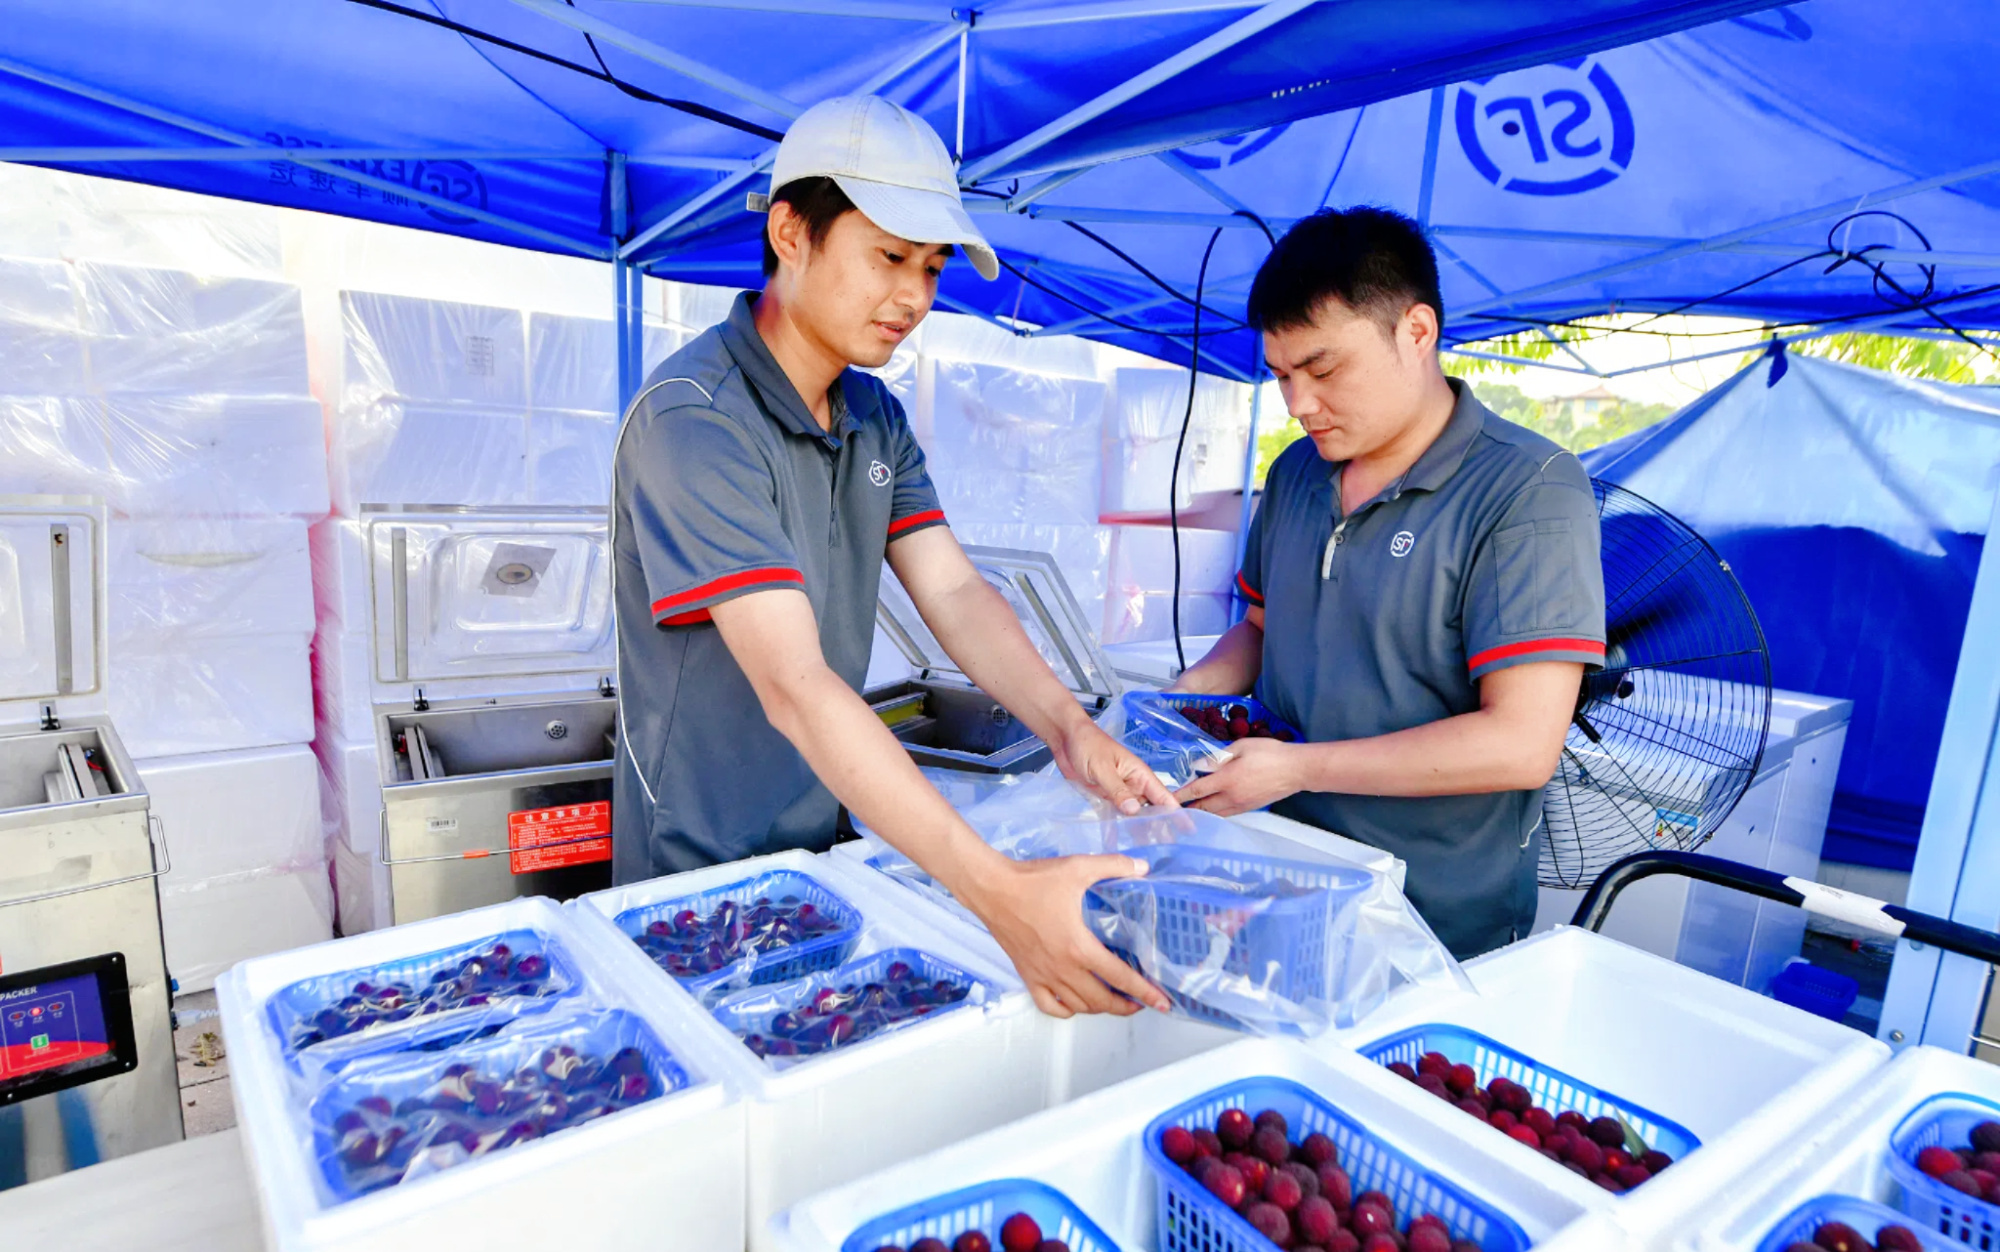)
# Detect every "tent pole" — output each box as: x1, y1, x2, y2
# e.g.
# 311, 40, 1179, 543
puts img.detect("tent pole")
1416, 87, 1445, 228
1007, 166, 1093, 210
955, 24, 969, 162
611, 152, 637, 416
1156, 151, 1254, 215
505, 0, 805, 119
1878, 479, 2000, 1053
1231, 357, 1265, 623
